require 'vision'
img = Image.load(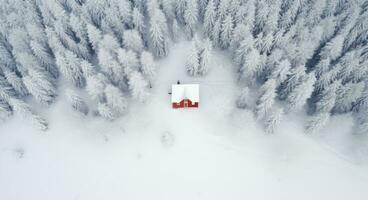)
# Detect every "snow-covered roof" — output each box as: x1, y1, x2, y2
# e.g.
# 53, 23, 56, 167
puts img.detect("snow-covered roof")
171, 84, 199, 103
